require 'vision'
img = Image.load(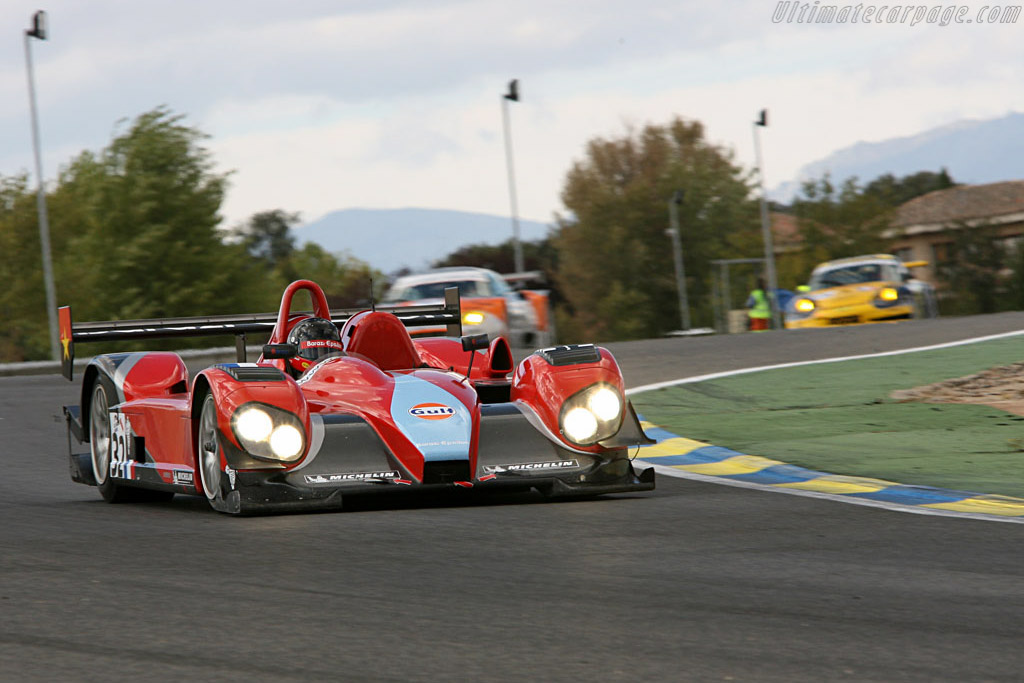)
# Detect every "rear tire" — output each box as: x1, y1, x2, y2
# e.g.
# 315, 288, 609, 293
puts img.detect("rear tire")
88, 374, 173, 503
